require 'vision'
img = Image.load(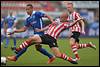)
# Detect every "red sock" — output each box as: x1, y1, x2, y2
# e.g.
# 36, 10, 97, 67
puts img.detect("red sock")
60, 53, 67, 60
67, 57, 73, 61
15, 48, 22, 52
18, 41, 32, 50
71, 44, 80, 60
78, 44, 91, 49
60, 53, 76, 61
